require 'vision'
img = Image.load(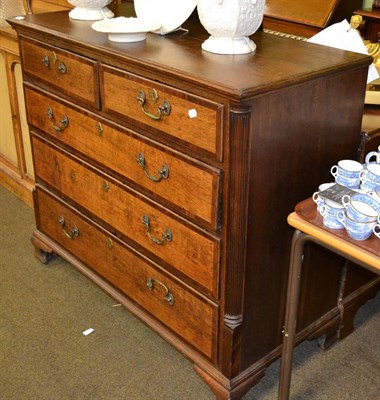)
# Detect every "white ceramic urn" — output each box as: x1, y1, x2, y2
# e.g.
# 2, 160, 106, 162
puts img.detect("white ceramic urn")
197, 0, 266, 54
67, 0, 114, 20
